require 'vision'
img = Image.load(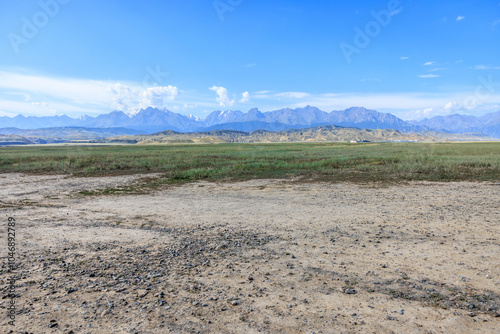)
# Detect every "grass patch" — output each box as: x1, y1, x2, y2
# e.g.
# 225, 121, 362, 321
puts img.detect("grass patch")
0, 142, 498, 184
